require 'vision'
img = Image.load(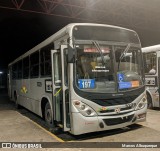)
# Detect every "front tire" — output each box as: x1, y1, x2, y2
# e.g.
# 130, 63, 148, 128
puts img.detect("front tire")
45, 102, 53, 127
